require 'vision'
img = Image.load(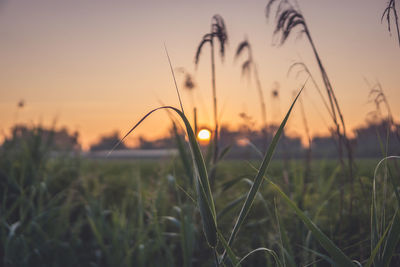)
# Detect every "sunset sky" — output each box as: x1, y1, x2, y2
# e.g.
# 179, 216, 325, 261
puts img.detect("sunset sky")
1, 0, 399, 149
